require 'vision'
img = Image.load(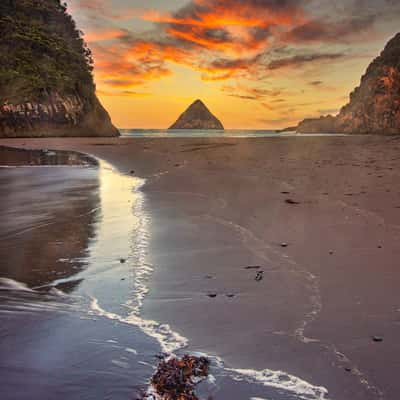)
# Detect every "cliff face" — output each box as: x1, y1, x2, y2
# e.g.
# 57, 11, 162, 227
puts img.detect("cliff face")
0, 0, 118, 137
297, 32, 400, 135
297, 115, 337, 134
169, 100, 224, 130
